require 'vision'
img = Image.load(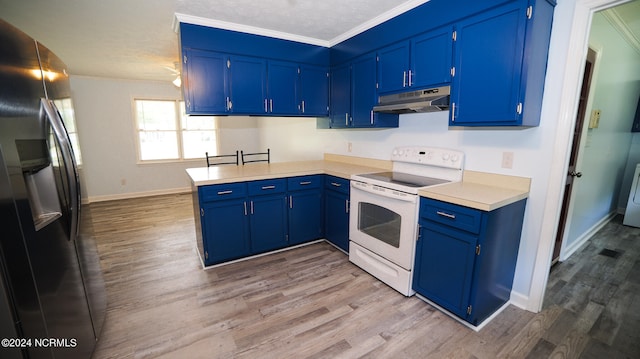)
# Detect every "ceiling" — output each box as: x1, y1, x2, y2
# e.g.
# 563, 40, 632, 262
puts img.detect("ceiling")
0, 0, 638, 83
